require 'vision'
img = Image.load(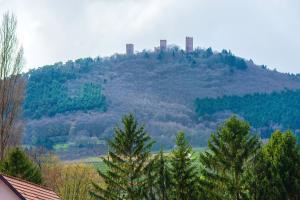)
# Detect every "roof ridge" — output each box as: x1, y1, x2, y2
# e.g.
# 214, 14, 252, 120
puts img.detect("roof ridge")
9, 183, 59, 197
0, 173, 56, 192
